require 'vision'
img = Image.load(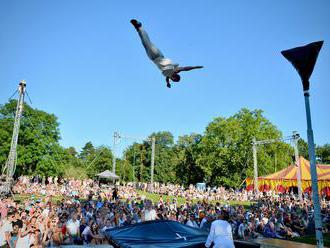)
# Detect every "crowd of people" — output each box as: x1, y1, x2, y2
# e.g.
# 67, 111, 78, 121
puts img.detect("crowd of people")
0, 176, 330, 247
